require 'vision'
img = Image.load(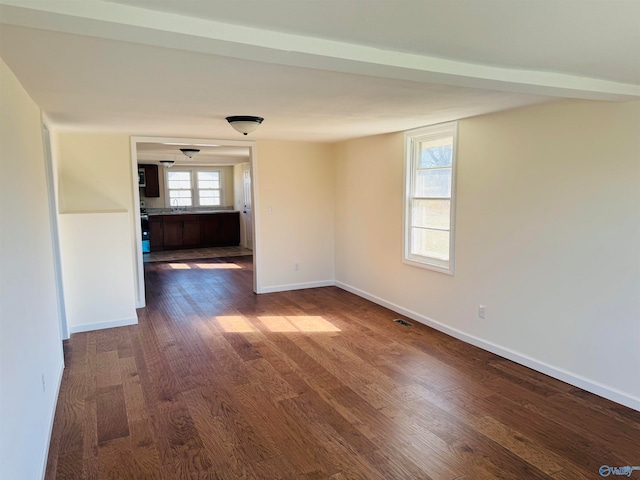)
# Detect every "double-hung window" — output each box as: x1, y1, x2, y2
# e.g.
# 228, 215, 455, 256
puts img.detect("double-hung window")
404, 122, 457, 274
166, 168, 223, 208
